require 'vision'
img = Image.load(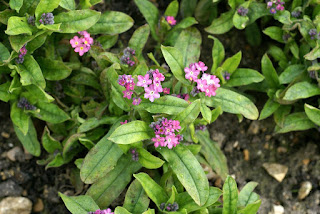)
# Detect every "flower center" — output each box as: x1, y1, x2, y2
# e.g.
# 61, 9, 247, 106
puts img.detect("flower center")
150, 91, 154, 95
80, 47, 84, 50
75, 42, 78, 45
